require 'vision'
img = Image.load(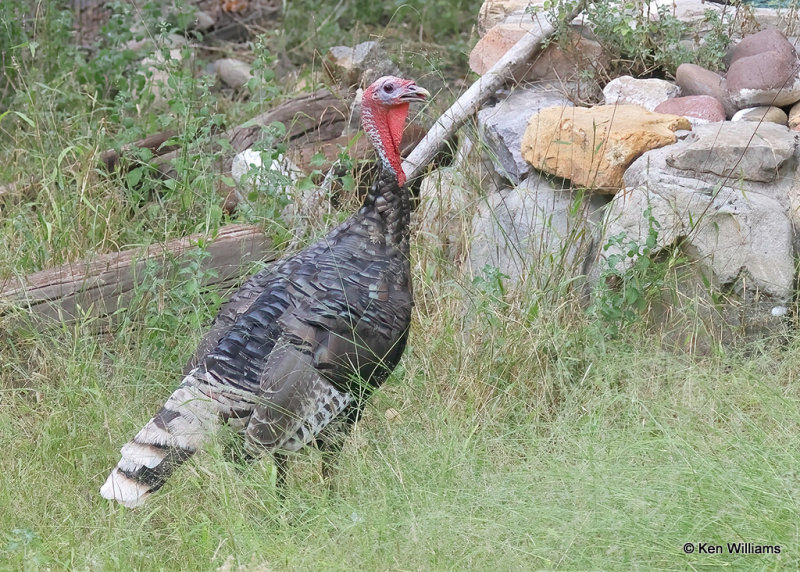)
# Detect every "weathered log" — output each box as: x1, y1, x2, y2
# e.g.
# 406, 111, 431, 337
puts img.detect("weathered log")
0, 224, 276, 325
402, 0, 587, 182
100, 130, 179, 172
153, 88, 351, 179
